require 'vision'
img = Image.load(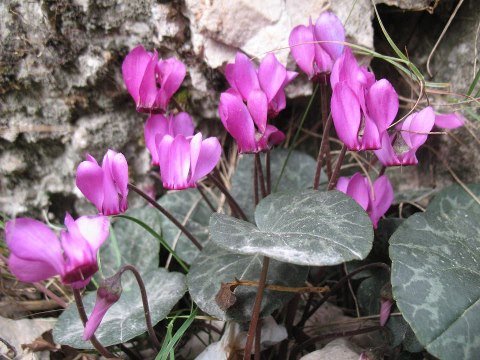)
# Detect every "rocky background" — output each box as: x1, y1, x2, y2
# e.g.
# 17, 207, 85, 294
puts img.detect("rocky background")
1, 0, 478, 219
